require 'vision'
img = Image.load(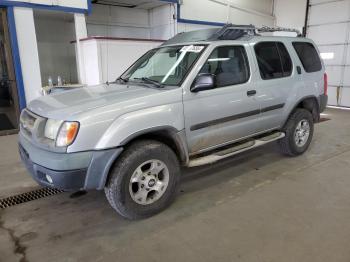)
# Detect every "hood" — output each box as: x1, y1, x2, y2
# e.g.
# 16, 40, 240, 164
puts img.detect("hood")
28, 84, 178, 120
